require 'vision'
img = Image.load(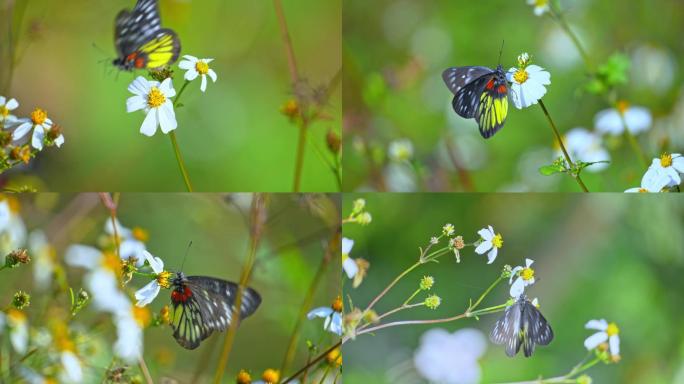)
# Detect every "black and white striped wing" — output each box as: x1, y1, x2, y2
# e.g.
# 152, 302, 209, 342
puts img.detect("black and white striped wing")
442, 66, 494, 95
490, 300, 524, 357
114, 0, 162, 57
